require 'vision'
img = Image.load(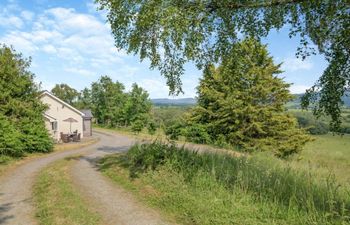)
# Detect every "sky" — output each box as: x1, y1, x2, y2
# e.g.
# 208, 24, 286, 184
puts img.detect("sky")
0, 0, 328, 99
